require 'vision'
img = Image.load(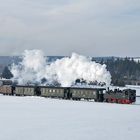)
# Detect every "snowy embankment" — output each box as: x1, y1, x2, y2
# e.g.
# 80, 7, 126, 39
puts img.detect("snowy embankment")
0, 94, 140, 140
